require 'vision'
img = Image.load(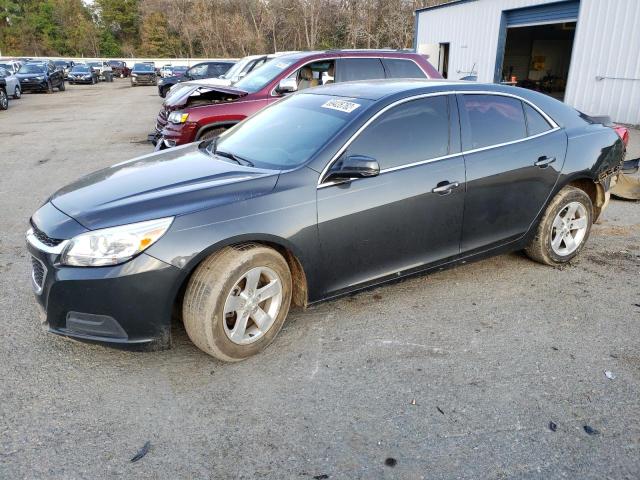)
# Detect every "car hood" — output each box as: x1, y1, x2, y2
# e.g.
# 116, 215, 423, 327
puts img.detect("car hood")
50, 143, 280, 230
164, 84, 248, 109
